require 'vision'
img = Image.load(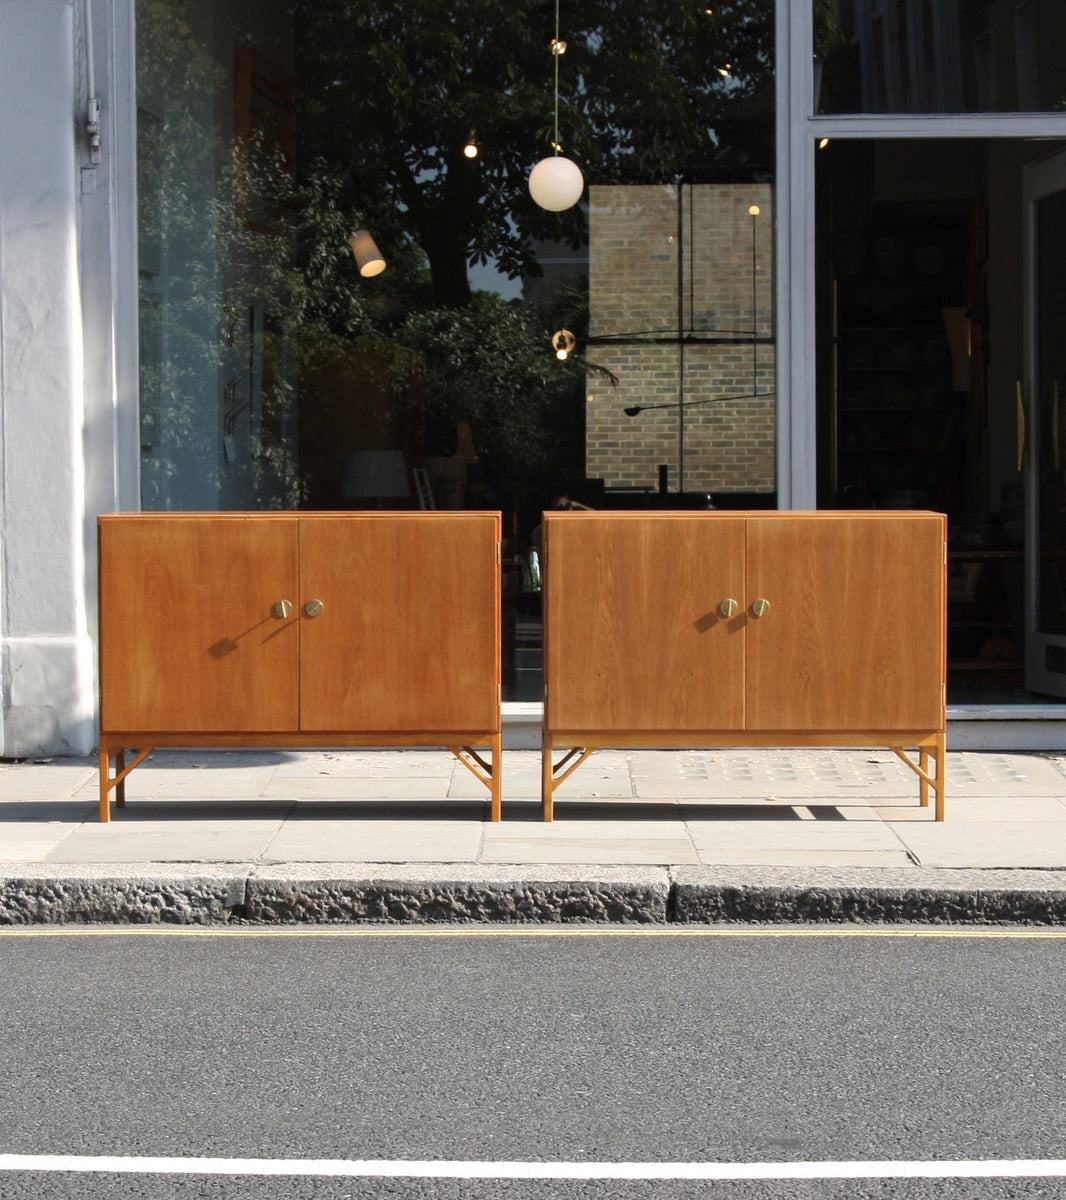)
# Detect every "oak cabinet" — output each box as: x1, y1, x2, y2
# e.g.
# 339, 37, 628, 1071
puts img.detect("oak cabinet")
542, 511, 946, 819
98, 512, 502, 820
